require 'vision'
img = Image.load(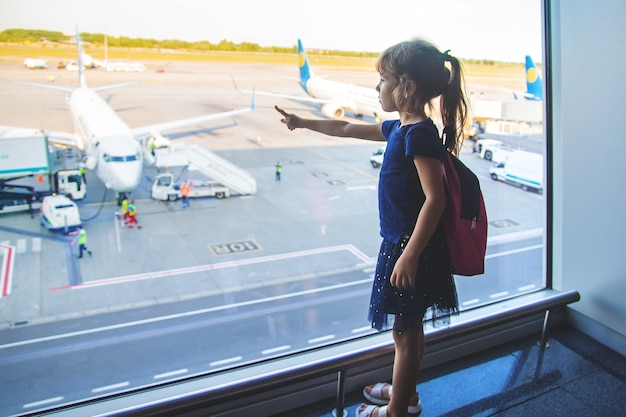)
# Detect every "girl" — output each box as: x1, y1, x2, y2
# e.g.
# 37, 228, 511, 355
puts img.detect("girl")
276, 38, 467, 417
